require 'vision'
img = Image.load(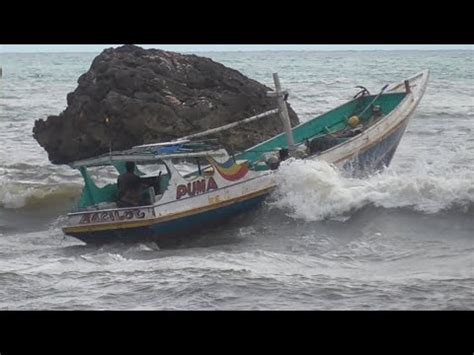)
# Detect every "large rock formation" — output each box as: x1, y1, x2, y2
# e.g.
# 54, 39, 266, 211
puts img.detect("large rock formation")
33, 45, 299, 164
